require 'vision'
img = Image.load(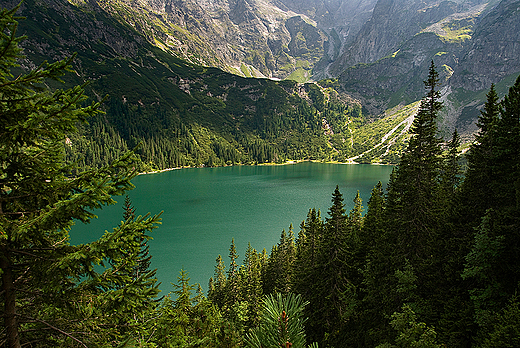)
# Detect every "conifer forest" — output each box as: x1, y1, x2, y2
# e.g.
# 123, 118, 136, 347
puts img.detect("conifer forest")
1, 5, 520, 348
